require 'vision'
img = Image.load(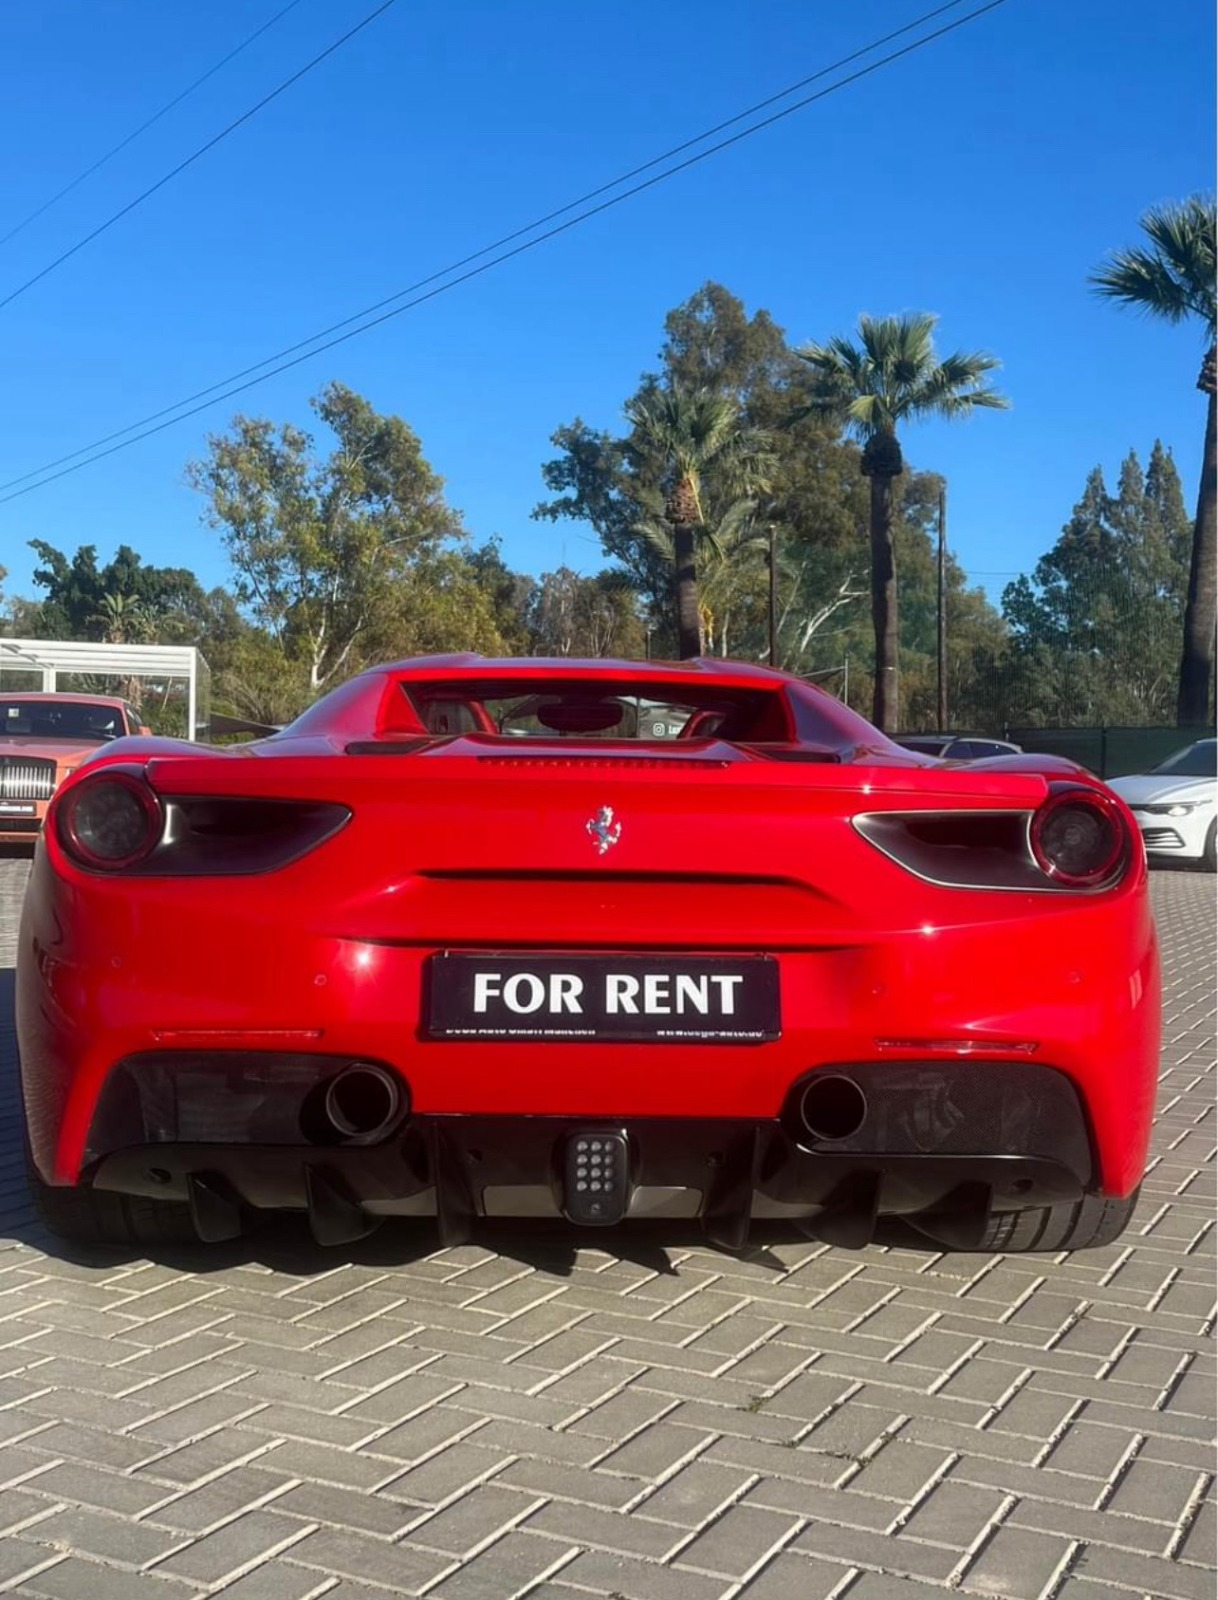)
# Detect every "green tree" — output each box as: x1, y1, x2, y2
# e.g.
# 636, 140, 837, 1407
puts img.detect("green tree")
535, 285, 1015, 707
1090, 196, 1217, 725
463, 539, 537, 654
188, 382, 463, 690
536, 284, 862, 662
1002, 444, 1192, 723
527, 567, 645, 657
25, 540, 210, 642
620, 386, 772, 658
795, 314, 1008, 730
635, 496, 765, 658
